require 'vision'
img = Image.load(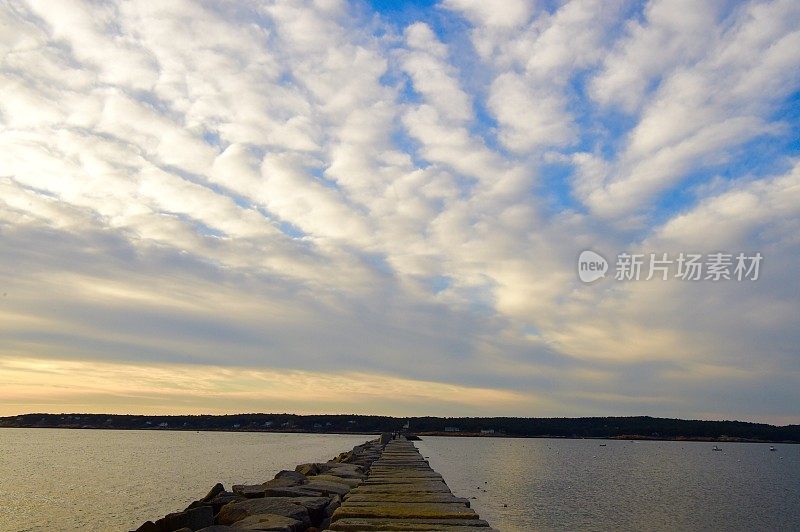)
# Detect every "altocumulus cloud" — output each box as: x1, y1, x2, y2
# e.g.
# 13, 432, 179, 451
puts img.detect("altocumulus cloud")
0, 0, 798, 422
